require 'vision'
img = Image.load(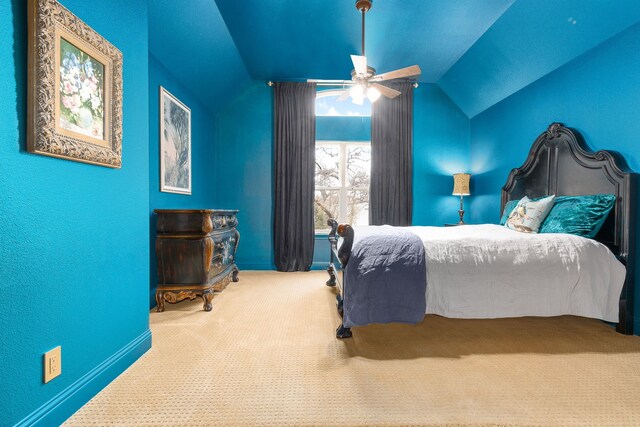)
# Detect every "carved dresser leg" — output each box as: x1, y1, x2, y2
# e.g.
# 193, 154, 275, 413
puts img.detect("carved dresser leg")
155, 291, 165, 312
326, 263, 337, 287
232, 266, 239, 282
202, 292, 214, 311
